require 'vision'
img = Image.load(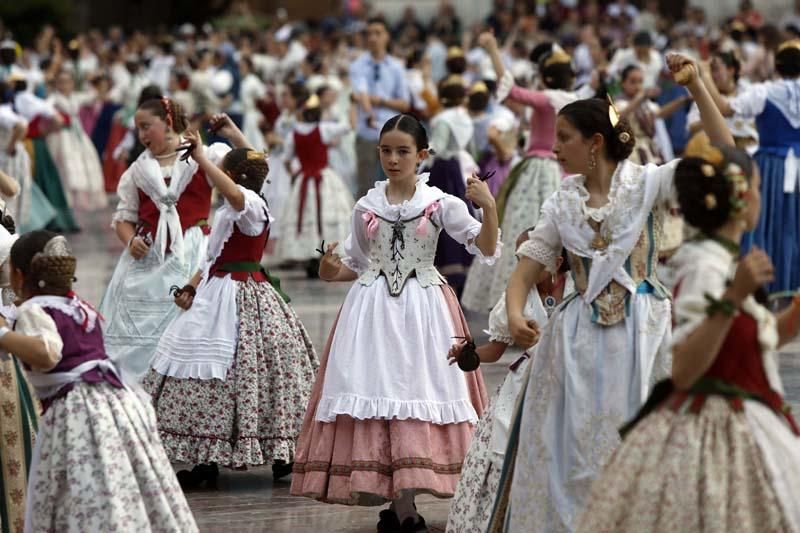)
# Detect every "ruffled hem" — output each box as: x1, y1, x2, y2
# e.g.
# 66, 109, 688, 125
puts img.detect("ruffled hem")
314, 393, 478, 425
485, 330, 514, 345
465, 227, 503, 266
159, 431, 296, 468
